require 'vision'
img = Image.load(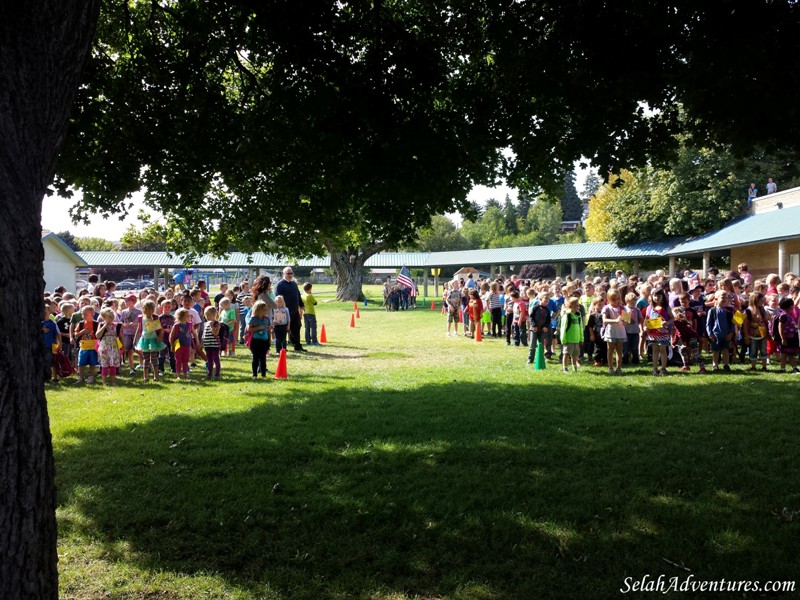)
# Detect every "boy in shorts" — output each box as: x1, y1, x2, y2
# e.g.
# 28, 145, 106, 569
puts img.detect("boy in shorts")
74, 305, 99, 384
